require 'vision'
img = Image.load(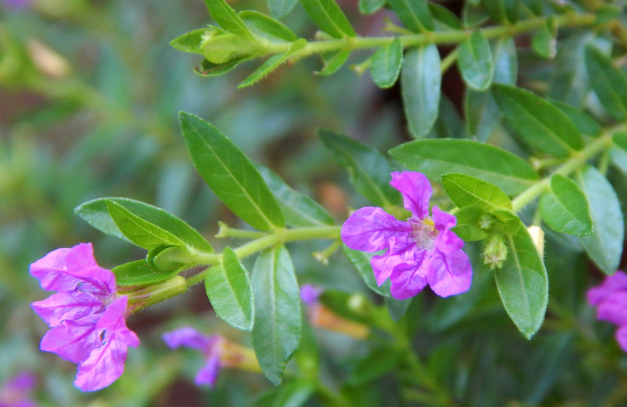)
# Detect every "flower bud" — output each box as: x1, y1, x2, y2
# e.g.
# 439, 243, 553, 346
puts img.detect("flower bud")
483, 234, 508, 270
200, 34, 261, 65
